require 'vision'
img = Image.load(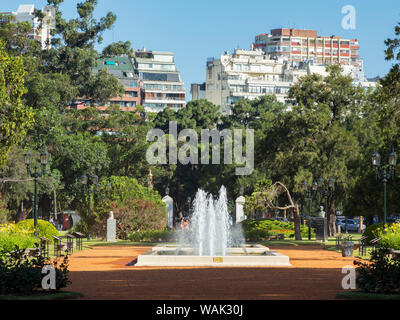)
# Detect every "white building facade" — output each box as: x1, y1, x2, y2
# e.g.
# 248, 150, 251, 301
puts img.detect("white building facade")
206, 48, 376, 114
12, 4, 54, 50
206, 49, 296, 114
135, 50, 186, 113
